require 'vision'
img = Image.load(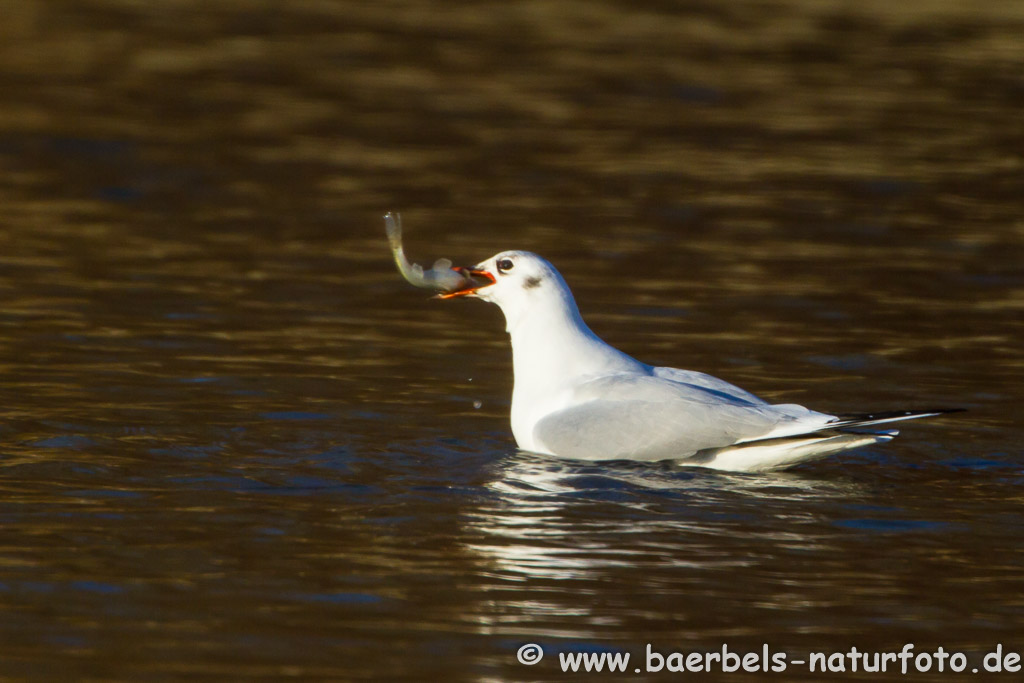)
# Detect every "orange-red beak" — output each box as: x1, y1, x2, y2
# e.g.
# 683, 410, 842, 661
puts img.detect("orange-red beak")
436, 267, 496, 299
